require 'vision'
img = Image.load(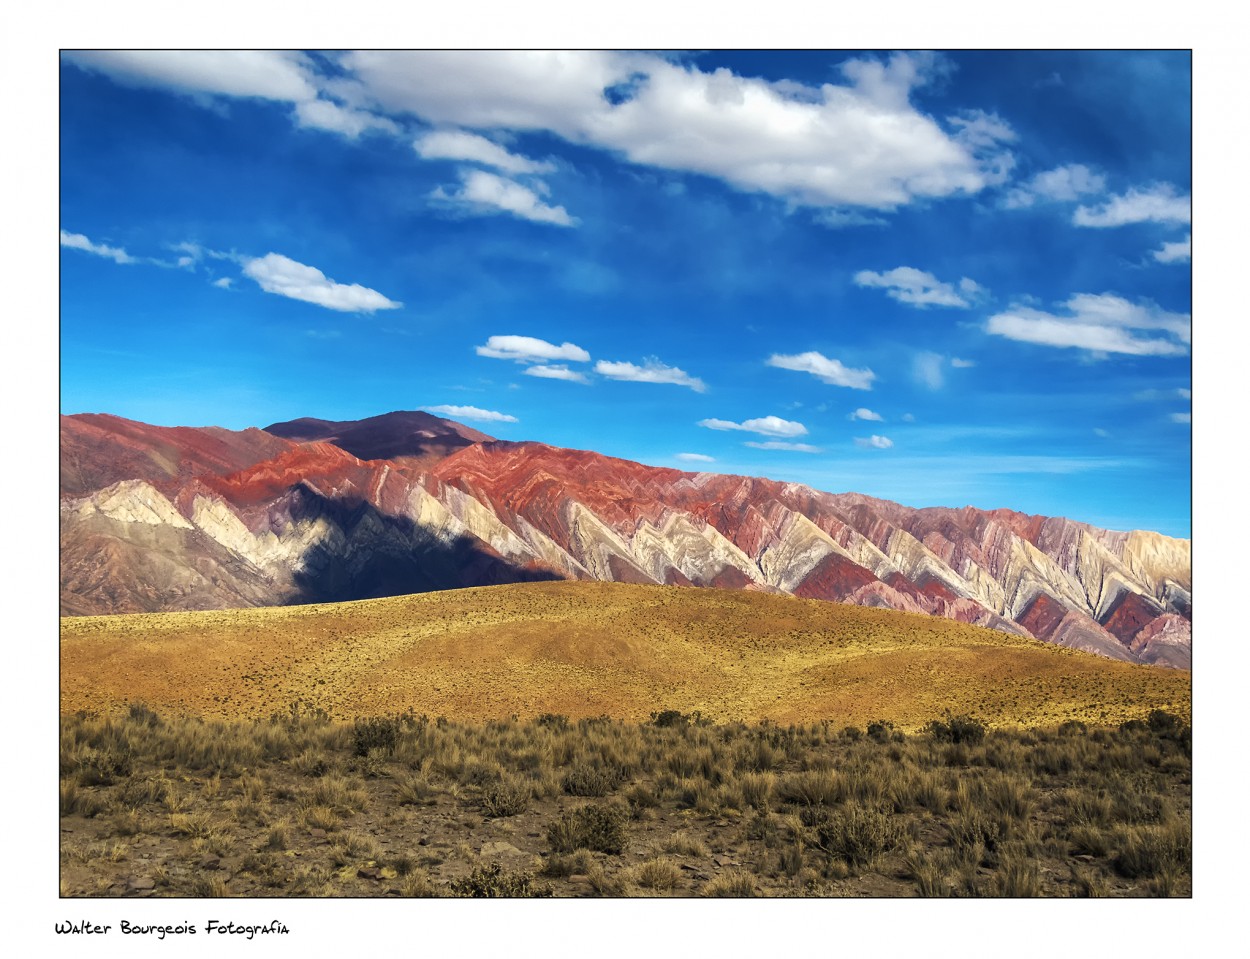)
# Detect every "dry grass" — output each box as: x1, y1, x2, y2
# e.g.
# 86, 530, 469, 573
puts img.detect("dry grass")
58, 705, 1190, 899
61, 581, 1190, 728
